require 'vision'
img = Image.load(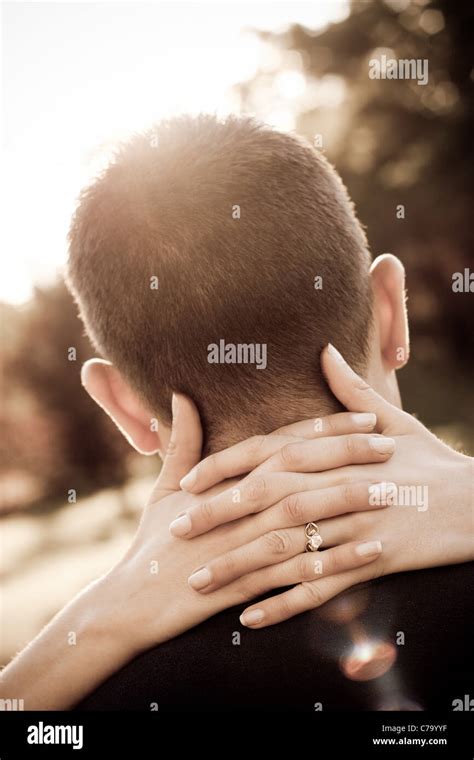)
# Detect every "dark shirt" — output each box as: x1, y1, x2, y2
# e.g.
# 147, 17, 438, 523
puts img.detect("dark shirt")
77, 562, 474, 711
